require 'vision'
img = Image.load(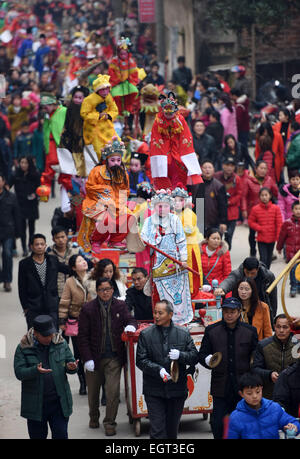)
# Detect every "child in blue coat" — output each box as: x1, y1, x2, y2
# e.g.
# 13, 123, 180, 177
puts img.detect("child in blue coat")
227, 372, 300, 439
